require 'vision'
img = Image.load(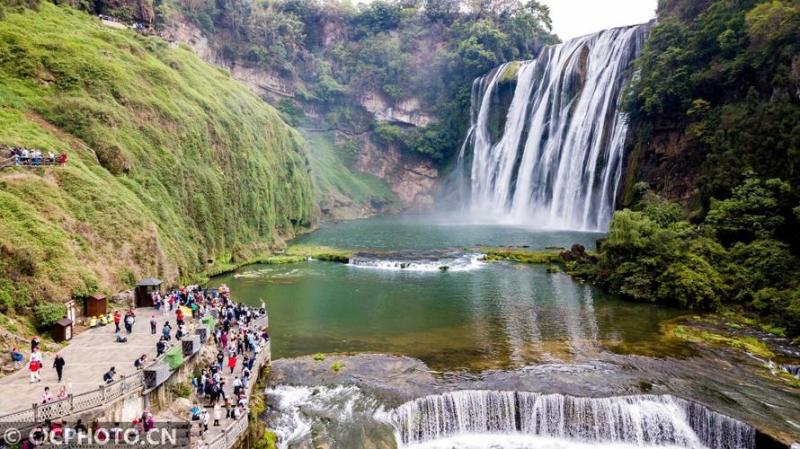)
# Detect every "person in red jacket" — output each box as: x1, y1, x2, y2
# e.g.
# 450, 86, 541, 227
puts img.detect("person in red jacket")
227, 353, 237, 374
113, 311, 121, 333
176, 308, 184, 326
